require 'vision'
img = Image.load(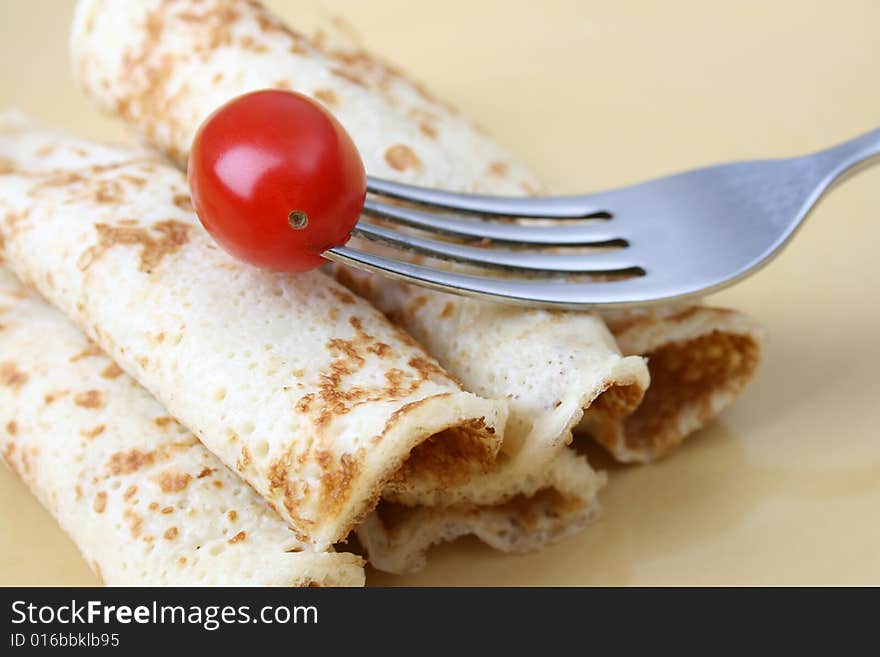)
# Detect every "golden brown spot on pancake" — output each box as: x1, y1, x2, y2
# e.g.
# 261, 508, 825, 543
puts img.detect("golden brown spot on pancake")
161, 506, 174, 514
100, 362, 124, 379
124, 509, 143, 538
440, 302, 454, 318
255, 11, 279, 32
156, 470, 192, 494
489, 161, 508, 176
70, 342, 103, 362
227, 510, 238, 522
384, 144, 421, 172
330, 67, 366, 87
43, 390, 68, 404
197, 467, 214, 479
35, 144, 56, 157
240, 35, 268, 53
0, 157, 16, 174
318, 451, 360, 515
74, 389, 105, 409
91, 179, 126, 204
154, 416, 174, 429
75, 485, 82, 501
3, 210, 28, 231
120, 174, 146, 188
20, 446, 37, 476
148, 502, 159, 511
0, 361, 27, 389
107, 448, 155, 475
93, 492, 107, 513
228, 531, 247, 544
349, 316, 367, 333
211, 72, 223, 84
383, 369, 407, 396
79, 220, 190, 274
163, 527, 179, 541
273, 79, 292, 90
419, 121, 437, 139
237, 445, 252, 471
367, 342, 392, 358
407, 296, 427, 315
80, 425, 106, 439
38, 170, 85, 189
145, 8, 163, 41
177, 556, 187, 566
407, 356, 448, 381
172, 194, 193, 212
267, 452, 312, 527
123, 485, 138, 501
328, 287, 356, 305
213, 480, 223, 488
326, 337, 366, 368
314, 89, 339, 106
295, 393, 315, 413
5, 420, 17, 436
